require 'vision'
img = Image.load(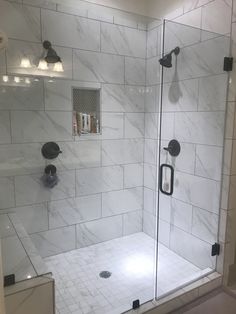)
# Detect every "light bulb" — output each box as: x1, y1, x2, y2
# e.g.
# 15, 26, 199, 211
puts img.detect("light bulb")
25, 77, 30, 84
20, 57, 31, 68
14, 76, 20, 83
2, 75, 9, 83
38, 59, 48, 70
53, 61, 64, 72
